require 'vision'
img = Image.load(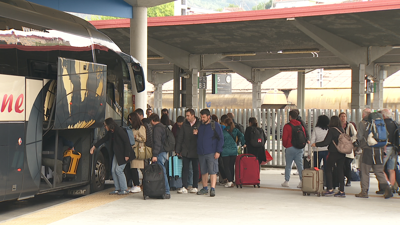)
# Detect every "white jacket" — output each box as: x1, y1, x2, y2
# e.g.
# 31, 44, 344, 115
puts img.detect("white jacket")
311, 127, 329, 152
345, 122, 357, 159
